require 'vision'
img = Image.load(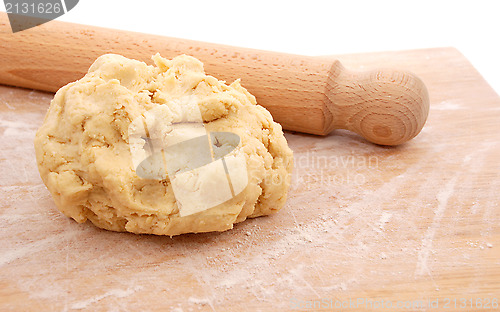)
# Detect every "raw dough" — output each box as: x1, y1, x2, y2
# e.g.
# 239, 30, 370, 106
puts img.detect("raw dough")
34, 53, 293, 235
